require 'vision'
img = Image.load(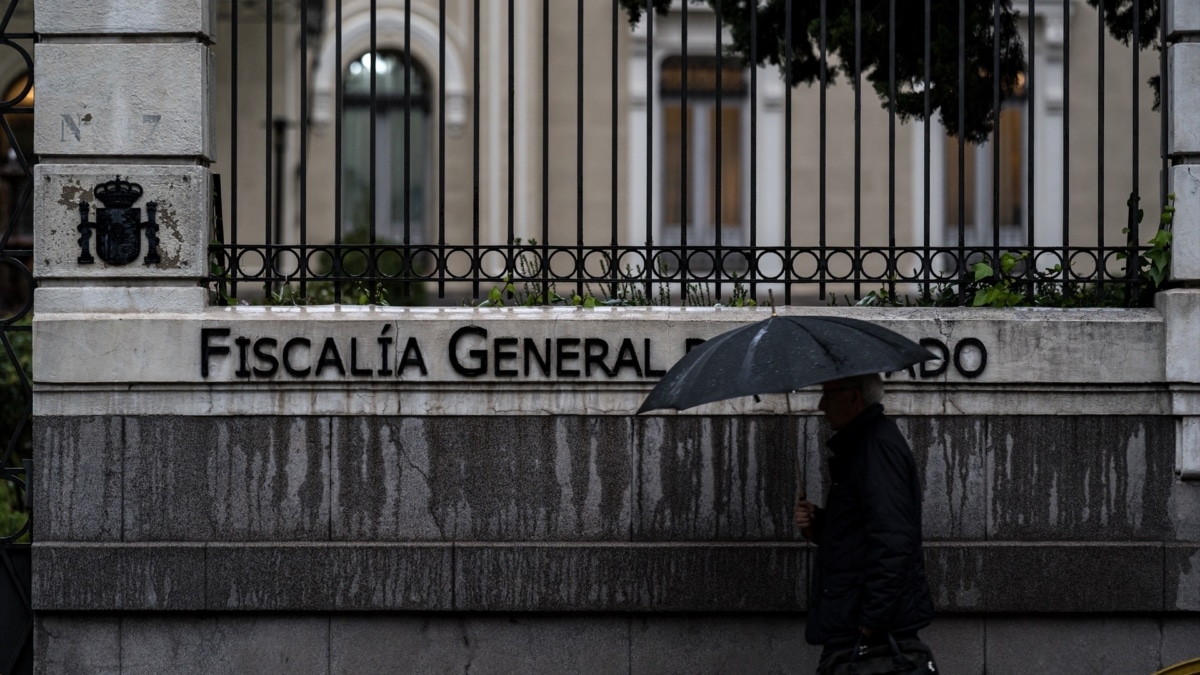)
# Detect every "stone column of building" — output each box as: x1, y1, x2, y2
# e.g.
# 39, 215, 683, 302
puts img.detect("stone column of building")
1163, 1, 1200, 479
33, 0, 214, 315
29, 0, 215, 666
